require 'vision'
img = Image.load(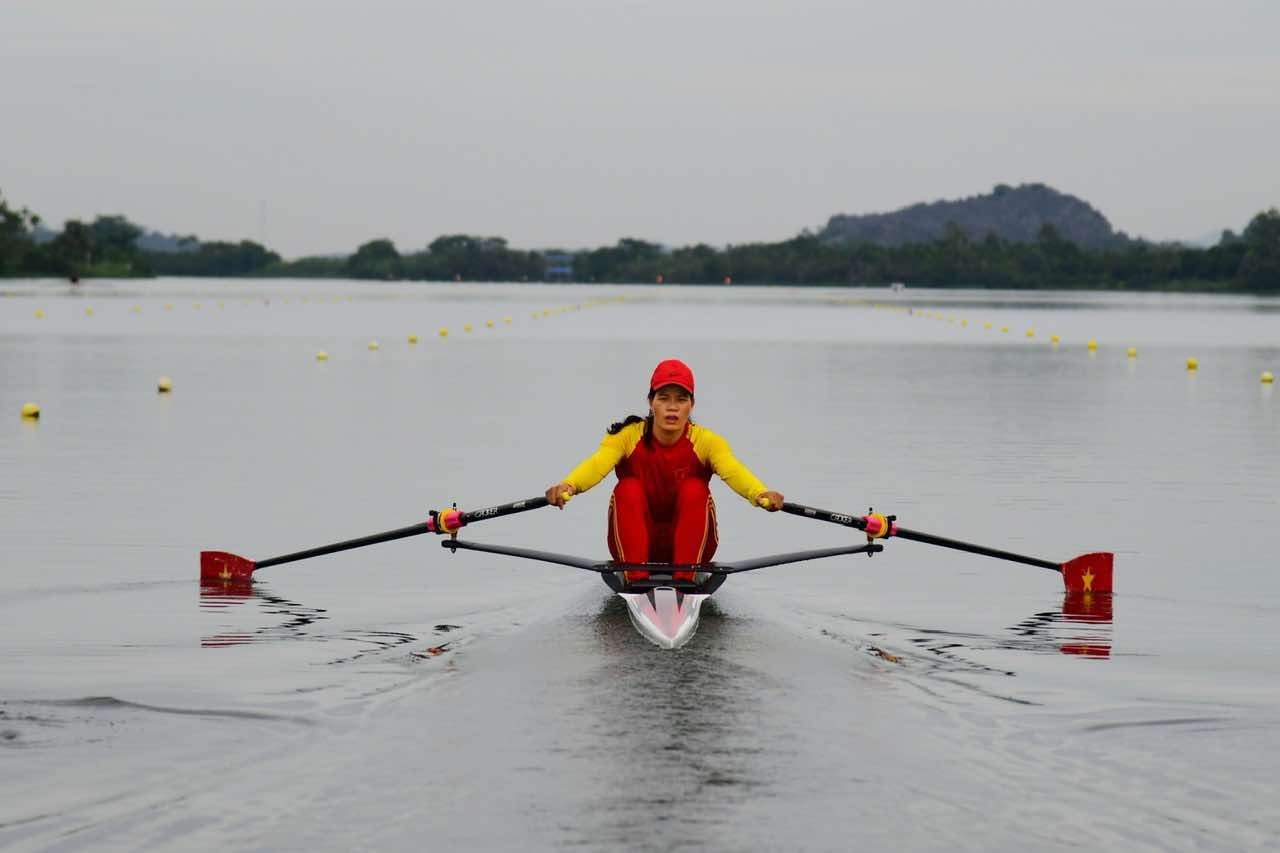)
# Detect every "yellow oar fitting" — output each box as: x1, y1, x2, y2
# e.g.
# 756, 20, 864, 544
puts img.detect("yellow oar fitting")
864, 512, 892, 539
433, 508, 463, 535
